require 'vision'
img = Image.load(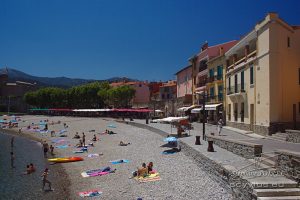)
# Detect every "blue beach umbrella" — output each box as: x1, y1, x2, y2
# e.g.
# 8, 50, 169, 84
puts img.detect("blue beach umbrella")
163, 137, 177, 142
